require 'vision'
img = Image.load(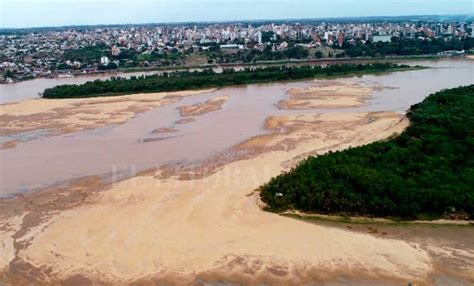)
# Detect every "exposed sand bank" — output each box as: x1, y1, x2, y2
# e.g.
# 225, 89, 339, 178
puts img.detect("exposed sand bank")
146, 112, 405, 182
151, 127, 178, 134
0, 140, 17, 150
276, 81, 381, 110
2, 68, 474, 285
178, 95, 229, 117
174, 117, 196, 124
0, 89, 214, 148
1, 110, 453, 285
